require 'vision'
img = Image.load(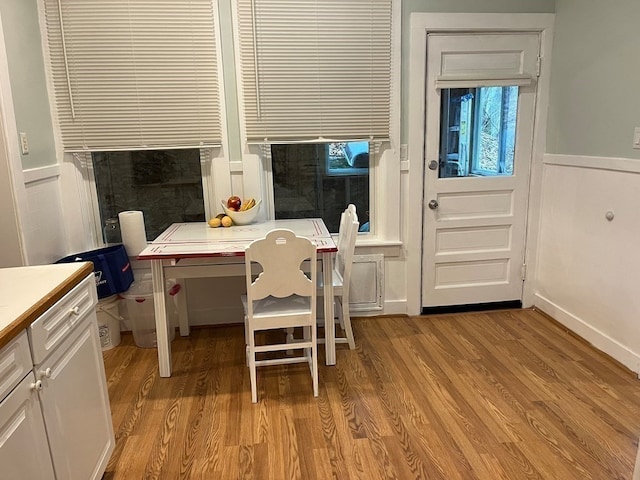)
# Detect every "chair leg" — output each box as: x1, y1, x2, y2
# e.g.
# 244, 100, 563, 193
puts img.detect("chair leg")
249, 357, 257, 403
285, 327, 295, 355
301, 325, 318, 397
311, 326, 318, 397
335, 297, 345, 329
248, 330, 258, 403
339, 297, 356, 350
285, 327, 294, 342
243, 315, 250, 366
